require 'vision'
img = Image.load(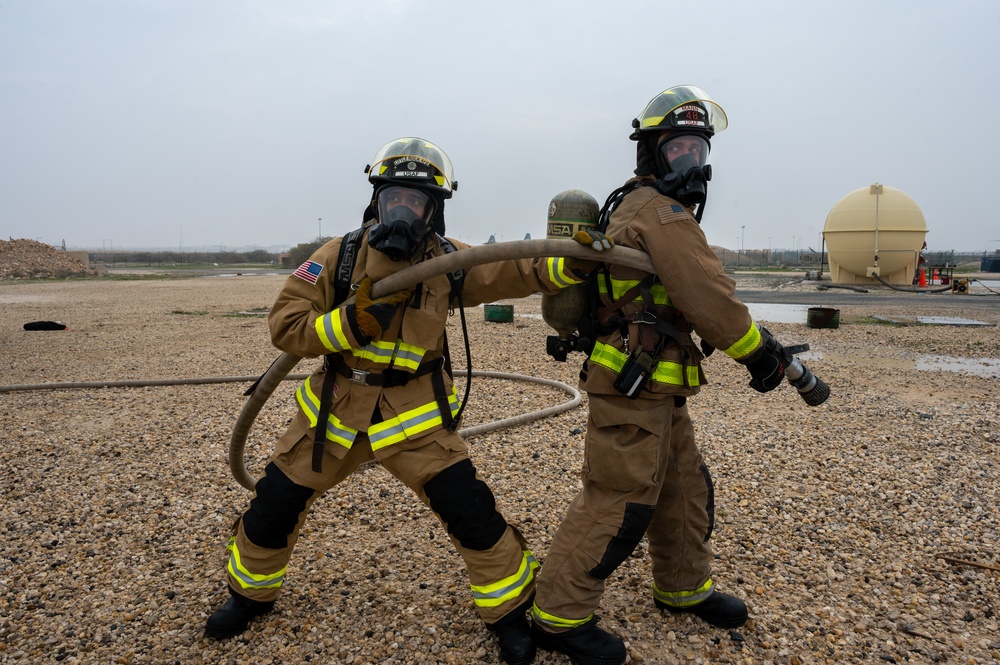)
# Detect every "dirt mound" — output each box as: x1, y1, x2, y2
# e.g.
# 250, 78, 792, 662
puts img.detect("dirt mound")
0, 239, 91, 279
